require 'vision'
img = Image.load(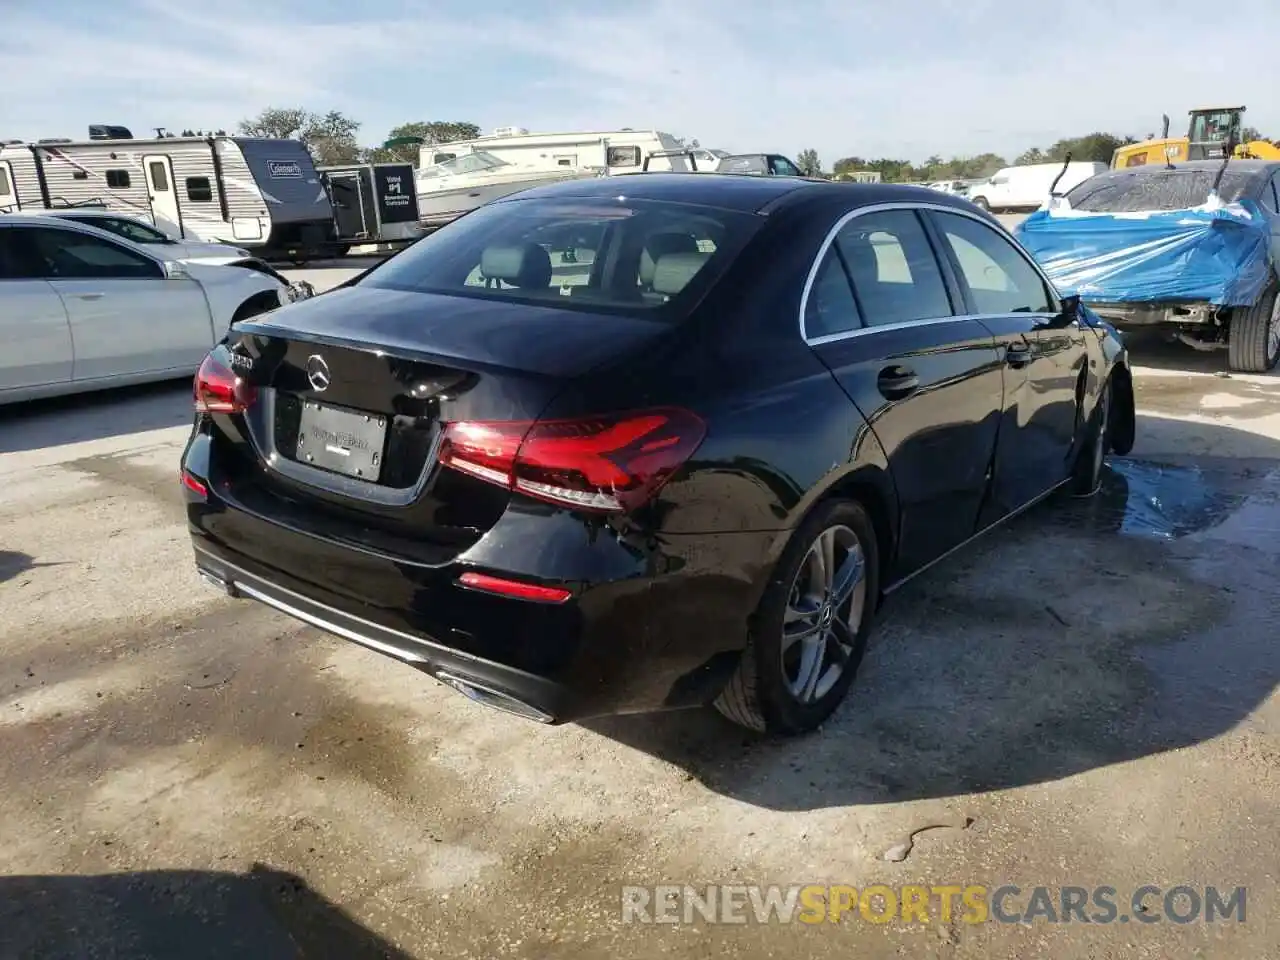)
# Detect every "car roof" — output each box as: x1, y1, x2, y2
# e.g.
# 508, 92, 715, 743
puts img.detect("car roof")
0, 213, 159, 254
496, 172, 986, 216
505, 172, 813, 211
